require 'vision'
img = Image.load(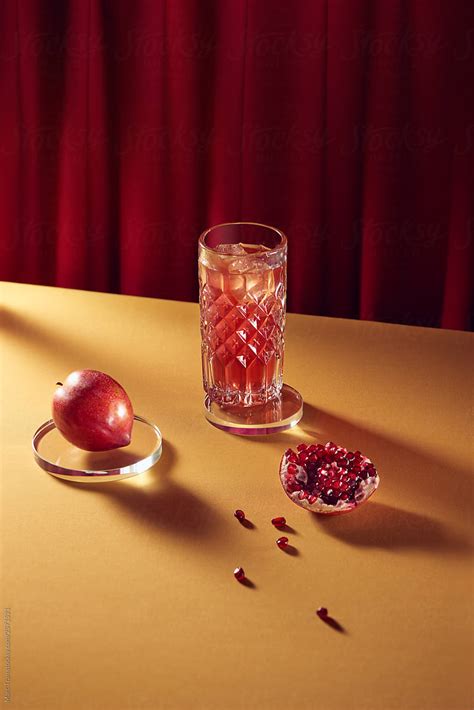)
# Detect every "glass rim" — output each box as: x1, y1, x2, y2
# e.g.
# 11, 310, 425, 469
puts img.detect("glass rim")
198, 221, 287, 256
32, 414, 163, 481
